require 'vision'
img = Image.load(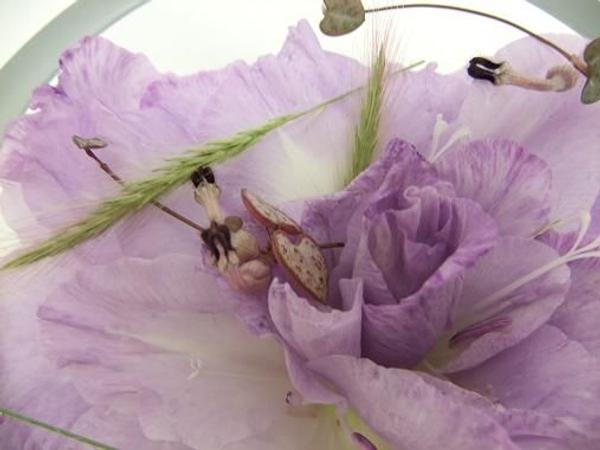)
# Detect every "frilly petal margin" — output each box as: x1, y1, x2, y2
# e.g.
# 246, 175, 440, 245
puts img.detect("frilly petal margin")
301, 139, 443, 309
360, 192, 498, 368
459, 35, 600, 225
436, 139, 552, 237
0, 20, 369, 262
142, 20, 369, 204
